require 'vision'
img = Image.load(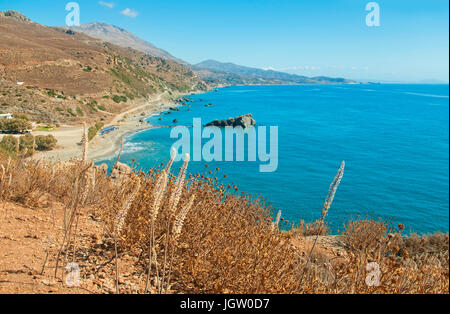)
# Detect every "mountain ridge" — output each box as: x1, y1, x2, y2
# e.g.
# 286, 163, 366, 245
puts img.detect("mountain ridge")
194, 59, 357, 85
63, 21, 357, 86
64, 22, 188, 66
